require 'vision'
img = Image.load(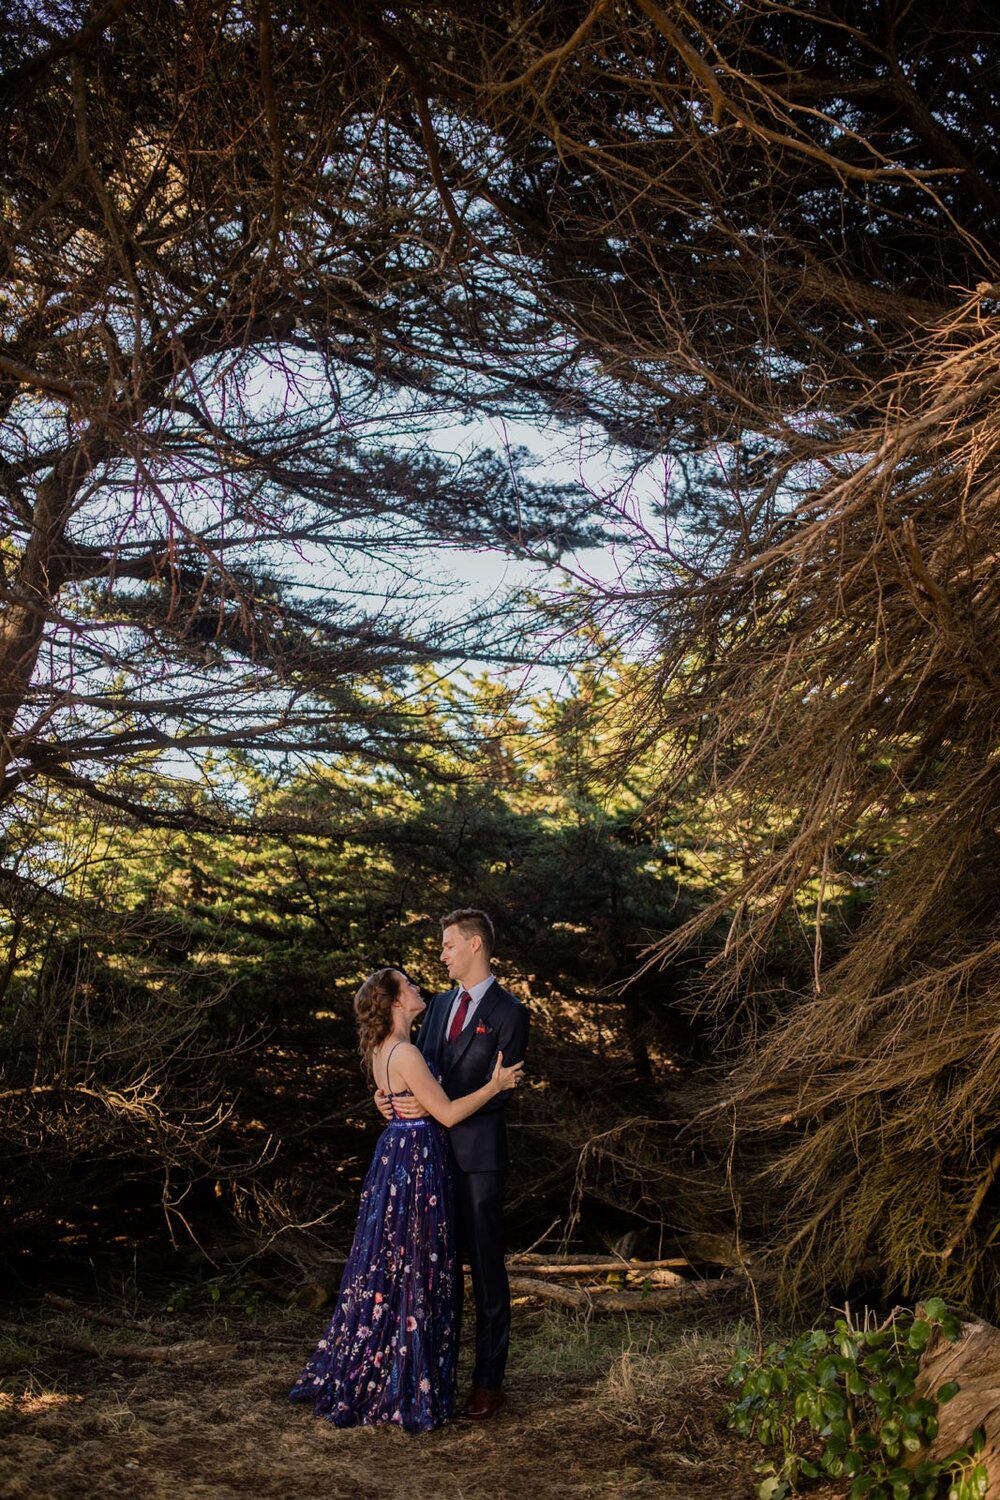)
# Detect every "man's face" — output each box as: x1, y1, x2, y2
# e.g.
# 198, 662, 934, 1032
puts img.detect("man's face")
440, 923, 479, 982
